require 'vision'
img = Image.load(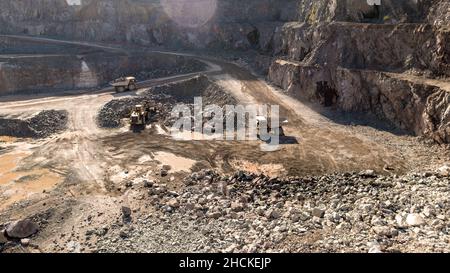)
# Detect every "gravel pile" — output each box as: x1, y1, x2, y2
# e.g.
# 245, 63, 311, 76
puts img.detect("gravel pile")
29, 110, 68, 137
96, 166, 450, 253
97, 94, 176, 128
98, 97, 146, 128
0, 110, 68, 138
97, 75, 237, 129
